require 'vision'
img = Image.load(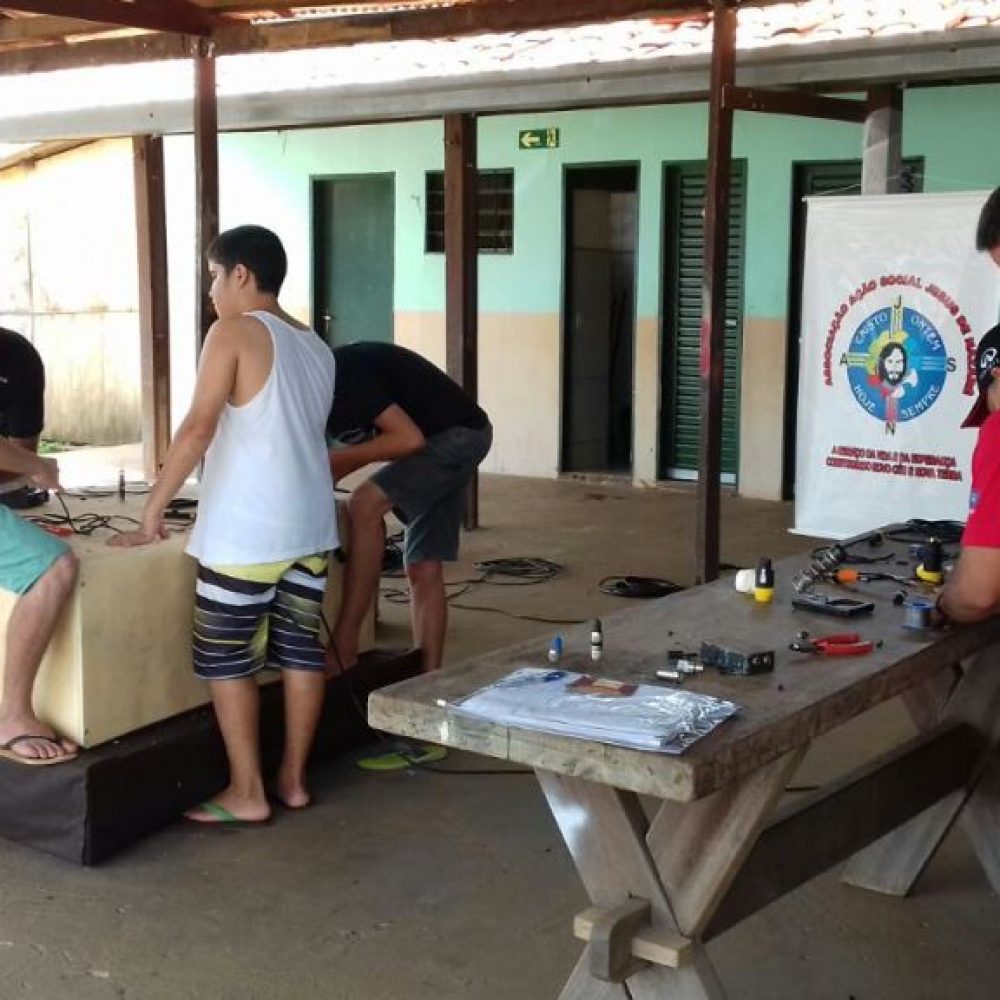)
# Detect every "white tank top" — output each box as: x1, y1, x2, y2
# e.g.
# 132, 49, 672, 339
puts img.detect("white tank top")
186, 310, 338, 566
